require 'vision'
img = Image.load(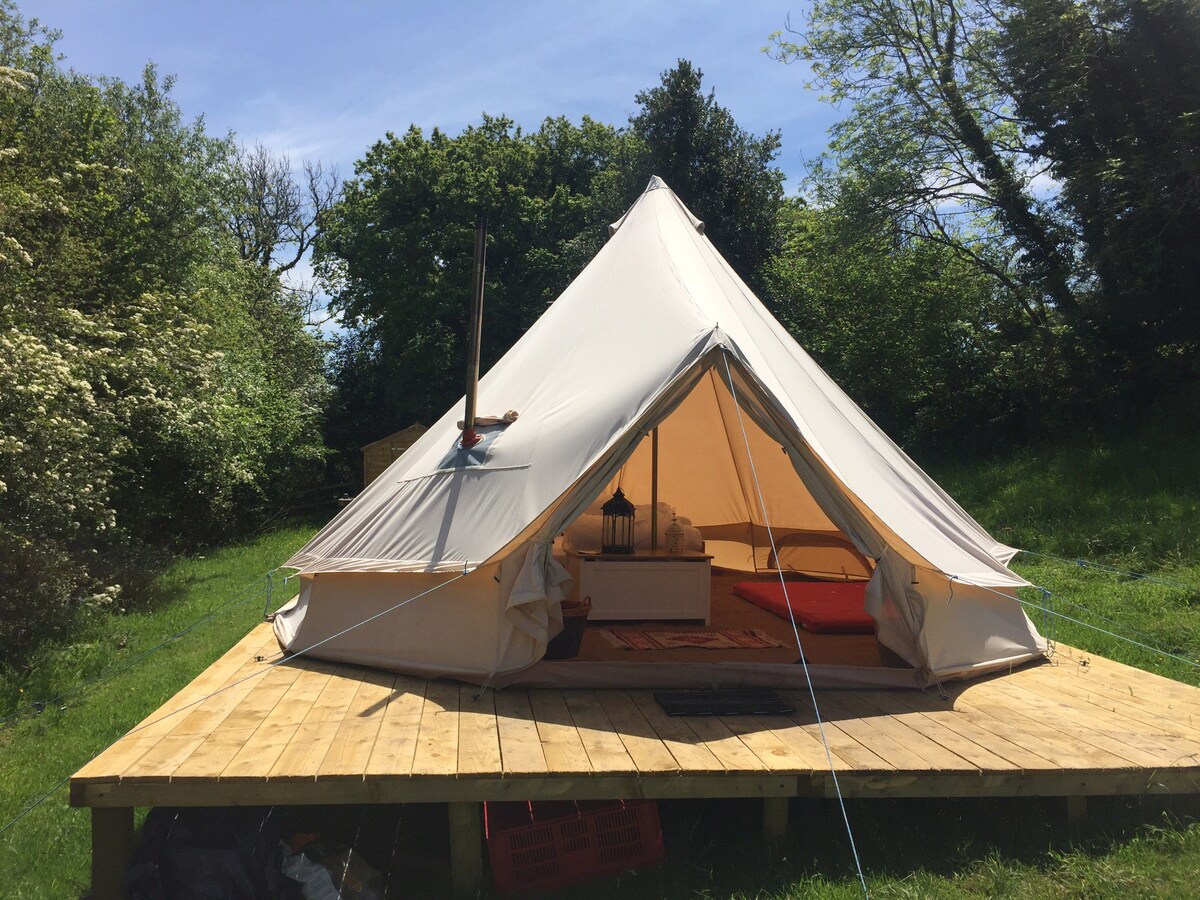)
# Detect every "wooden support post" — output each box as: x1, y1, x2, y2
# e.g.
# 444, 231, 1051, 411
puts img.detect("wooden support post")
650, 427, 659, 550
763, 797, 789, 847
1066, 795, 1088, 842
448, 801, 484, 898
91, 806, 134, 900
